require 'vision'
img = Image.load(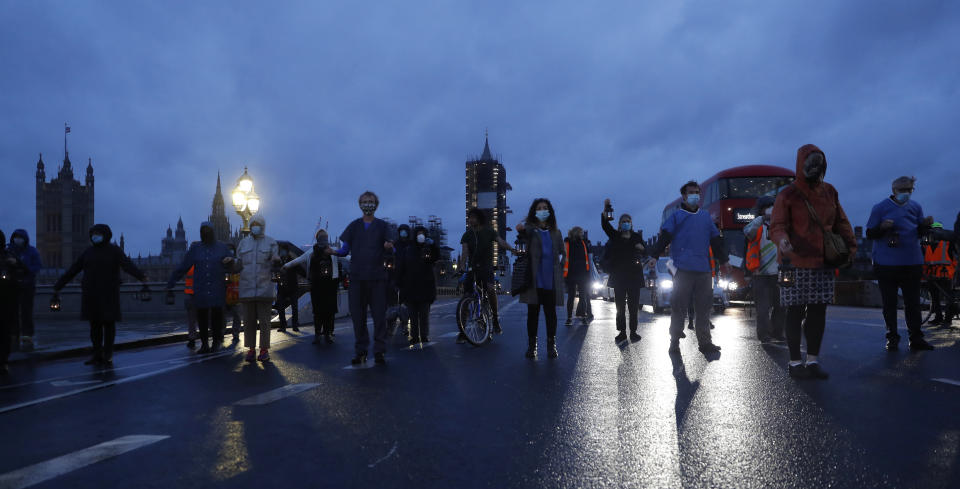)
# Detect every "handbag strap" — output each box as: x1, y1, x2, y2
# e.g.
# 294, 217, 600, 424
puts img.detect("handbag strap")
797, 189, 829, 234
